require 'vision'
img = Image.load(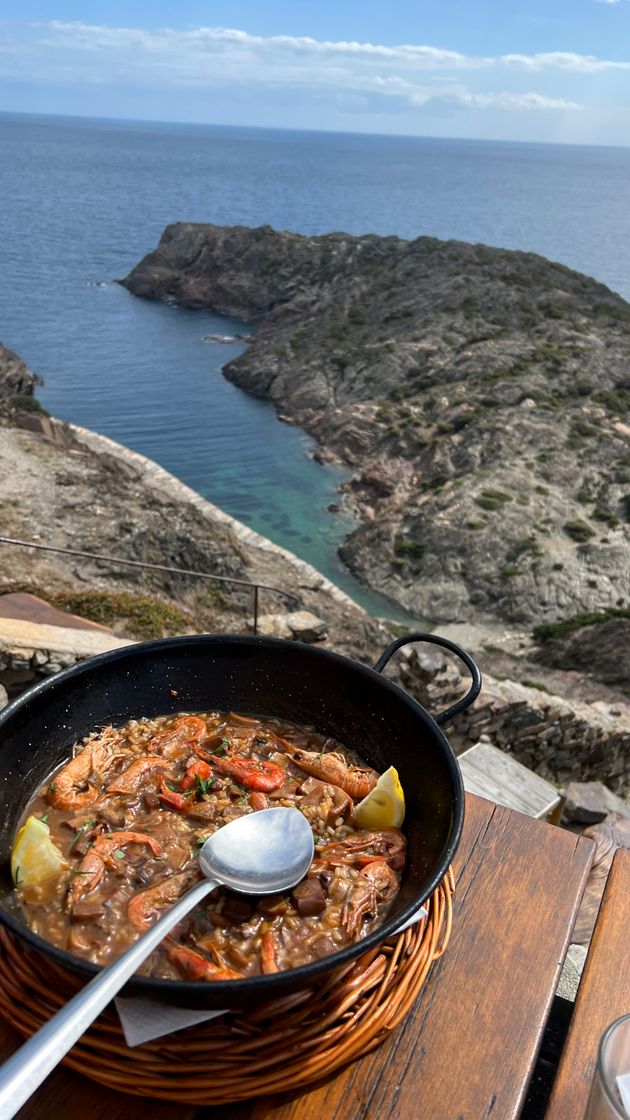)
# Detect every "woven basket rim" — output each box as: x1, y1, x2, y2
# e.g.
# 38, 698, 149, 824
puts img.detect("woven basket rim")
0, 869, 453, 1106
